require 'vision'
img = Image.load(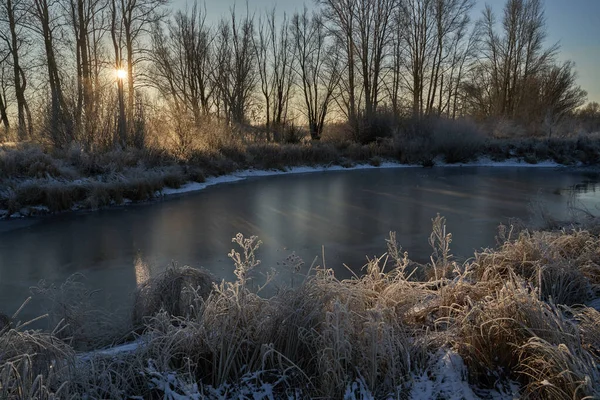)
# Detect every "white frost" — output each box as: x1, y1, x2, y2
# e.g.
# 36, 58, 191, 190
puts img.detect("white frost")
161, 175, 245, 195
410, 348, 520, 400
78, 339, 143, 361
587, 297, 600, 311
159, 158, 566, 198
